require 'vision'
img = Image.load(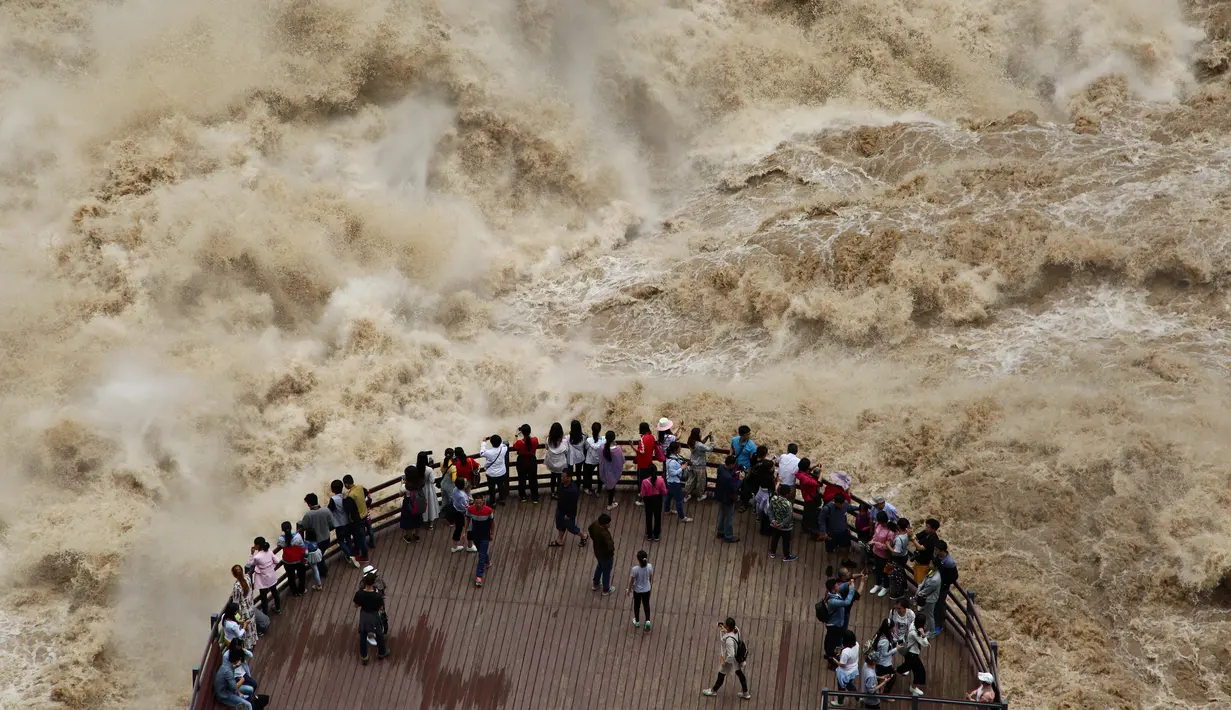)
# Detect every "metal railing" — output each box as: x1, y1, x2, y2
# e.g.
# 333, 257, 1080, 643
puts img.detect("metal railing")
820, 688, 1007, 709
188, 438, 1005, 708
